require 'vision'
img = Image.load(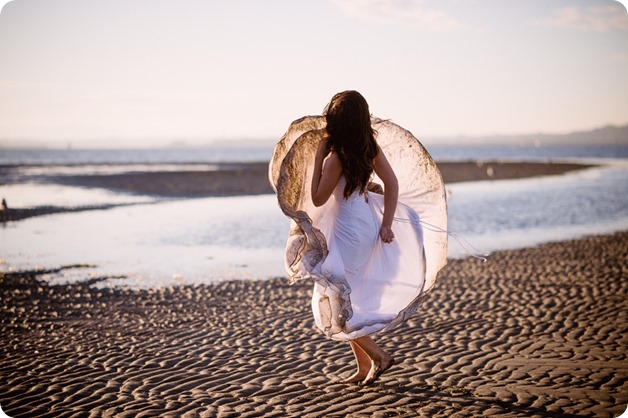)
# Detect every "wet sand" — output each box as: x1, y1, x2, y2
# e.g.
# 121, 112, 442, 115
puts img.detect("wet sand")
1, 232, 626, 417
0, 161, 596, 221
32, 161, 597, 196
